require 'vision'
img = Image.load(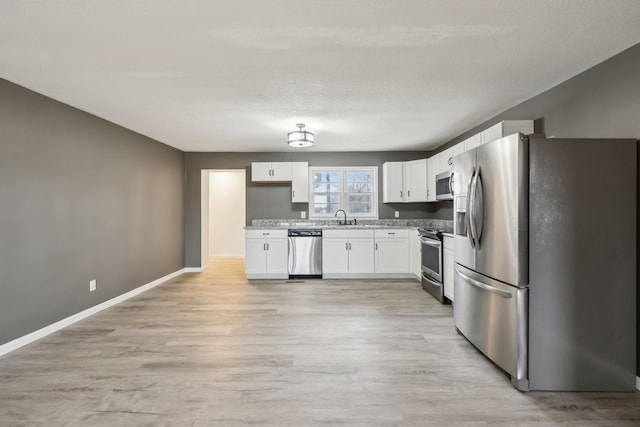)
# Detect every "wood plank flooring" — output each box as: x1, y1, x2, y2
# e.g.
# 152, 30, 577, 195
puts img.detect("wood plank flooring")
1, 258, 638, 426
